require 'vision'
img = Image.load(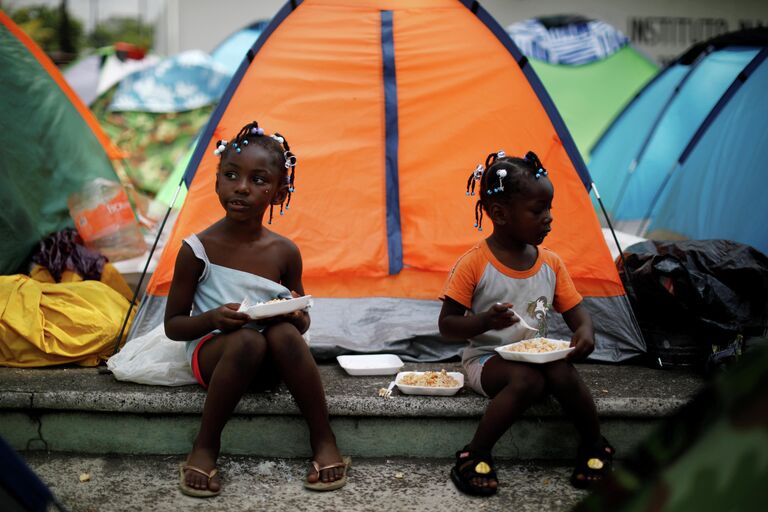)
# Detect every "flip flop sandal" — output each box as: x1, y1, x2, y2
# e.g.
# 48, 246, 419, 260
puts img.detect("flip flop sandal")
304, 455, 352, 492
570, 436, 615, 489
450, 447, 498, 496
178, 463, 221, 498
